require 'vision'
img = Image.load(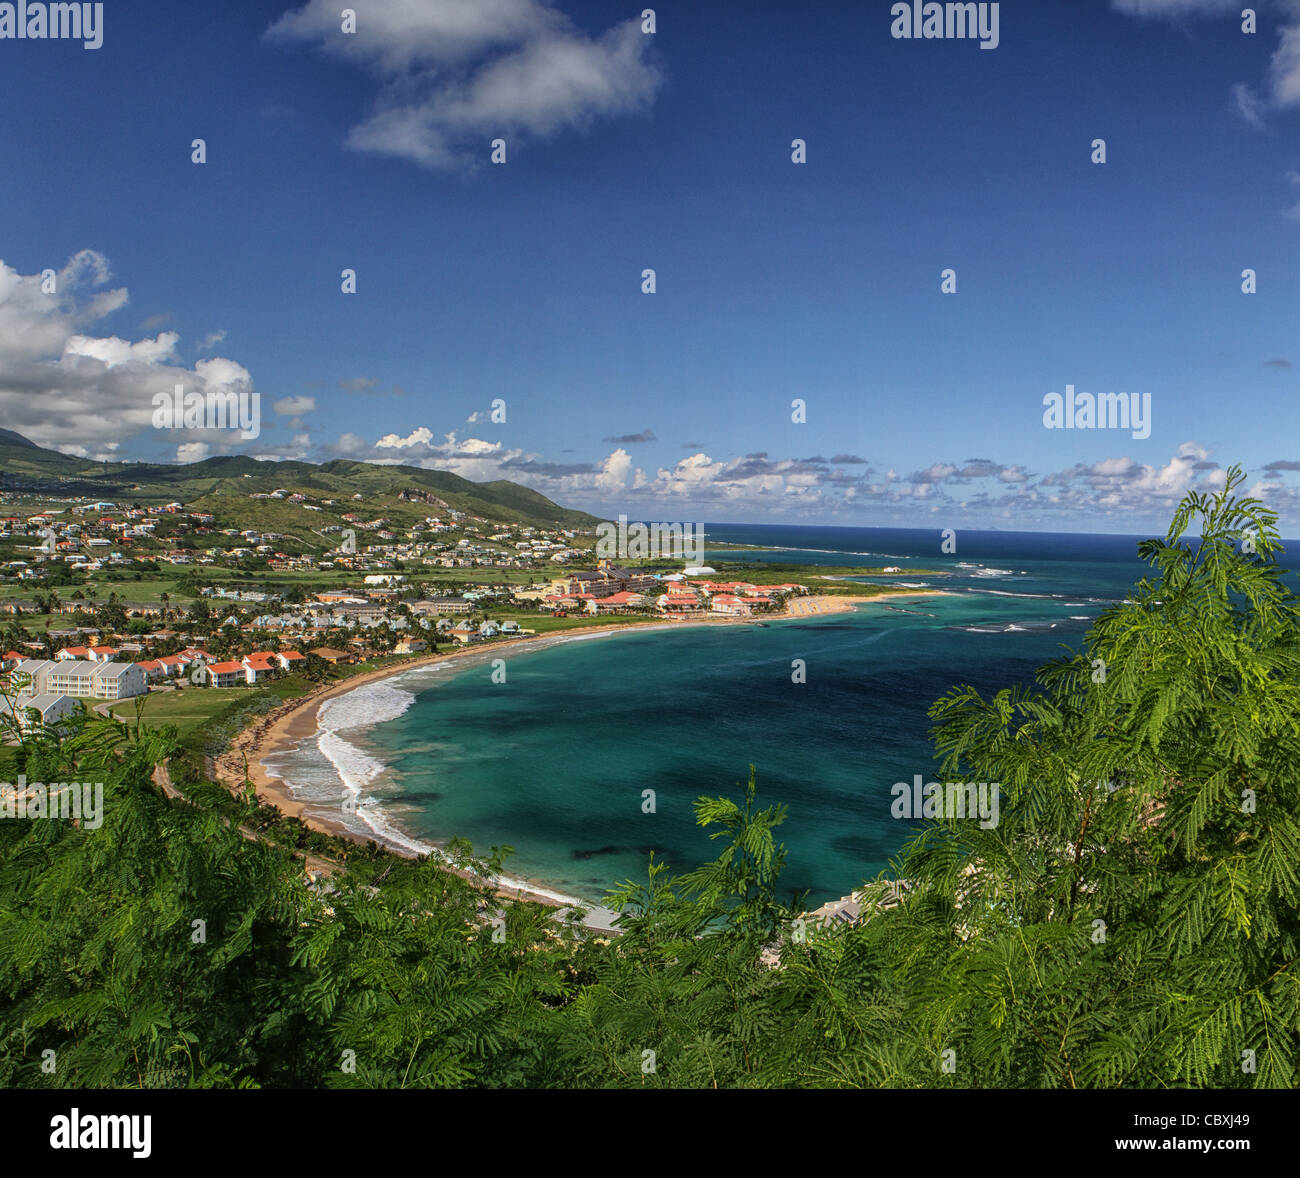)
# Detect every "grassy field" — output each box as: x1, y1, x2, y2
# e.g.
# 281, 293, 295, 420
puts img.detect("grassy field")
107, 688, 253, 735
